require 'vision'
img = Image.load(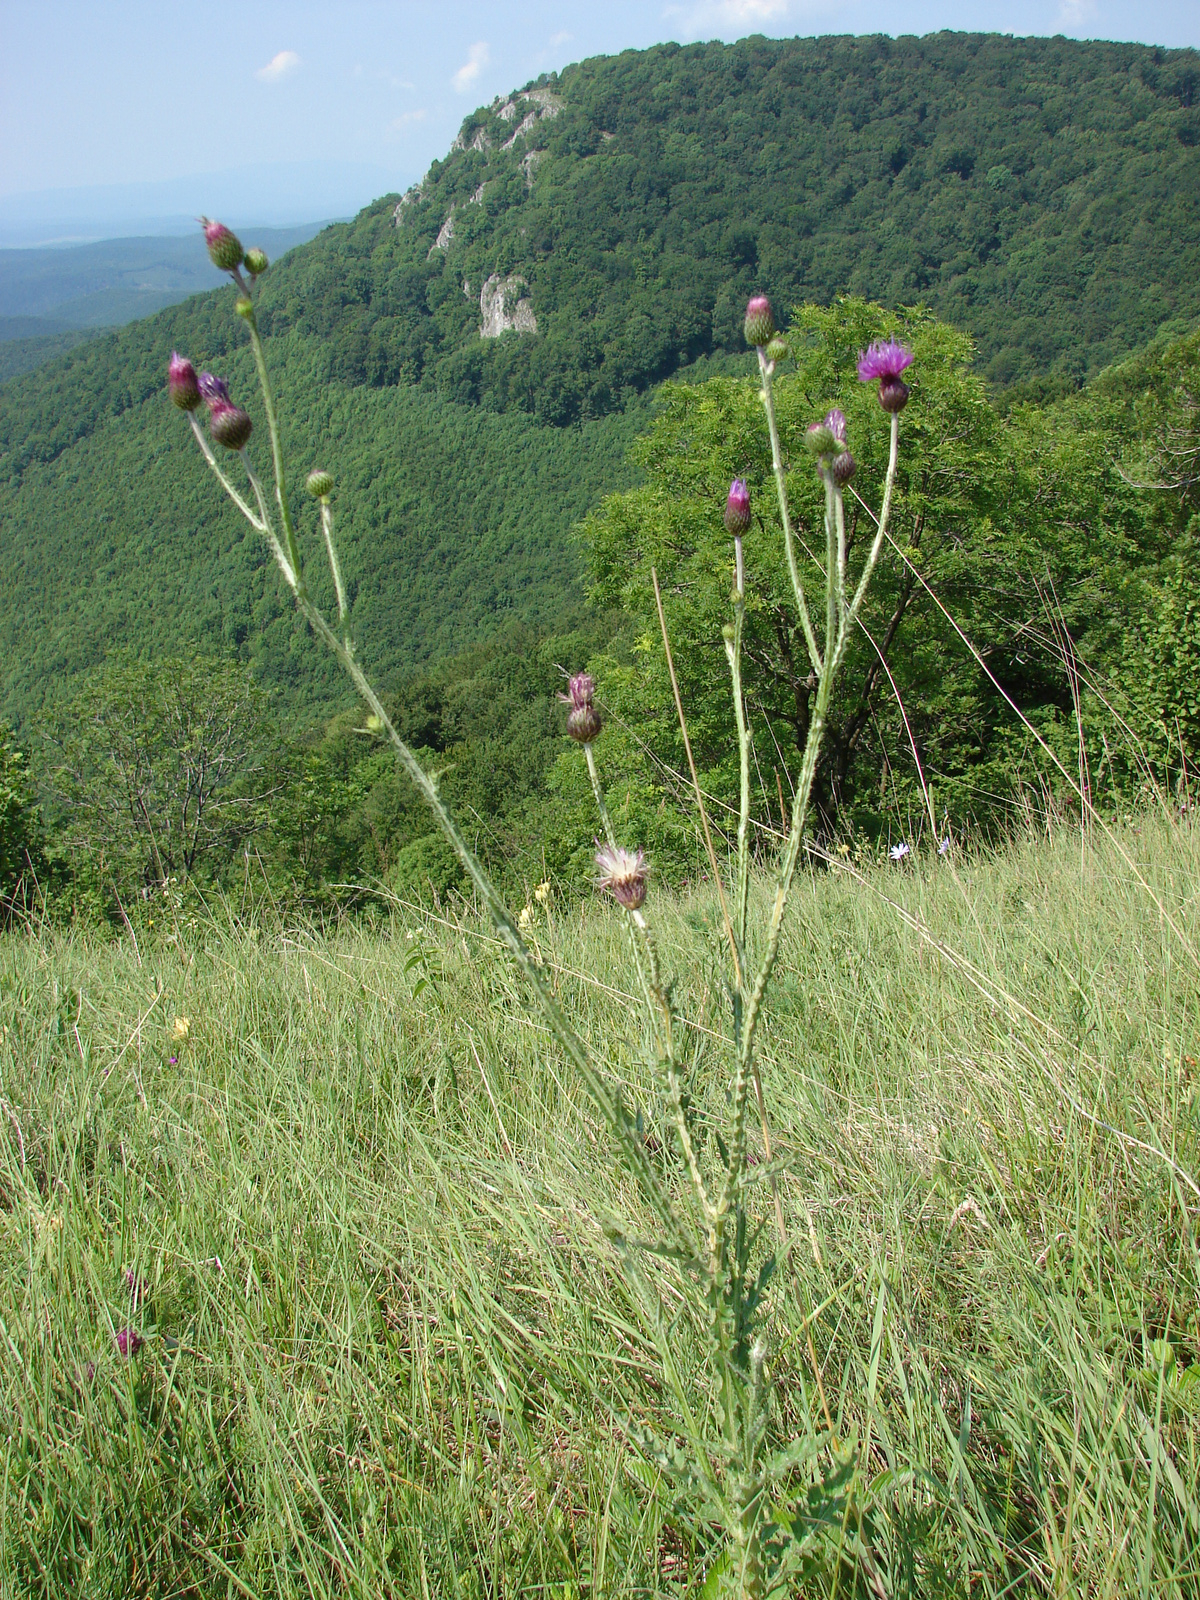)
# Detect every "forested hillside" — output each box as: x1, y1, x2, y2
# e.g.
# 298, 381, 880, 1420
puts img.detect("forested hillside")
0, 31, 1197, 728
